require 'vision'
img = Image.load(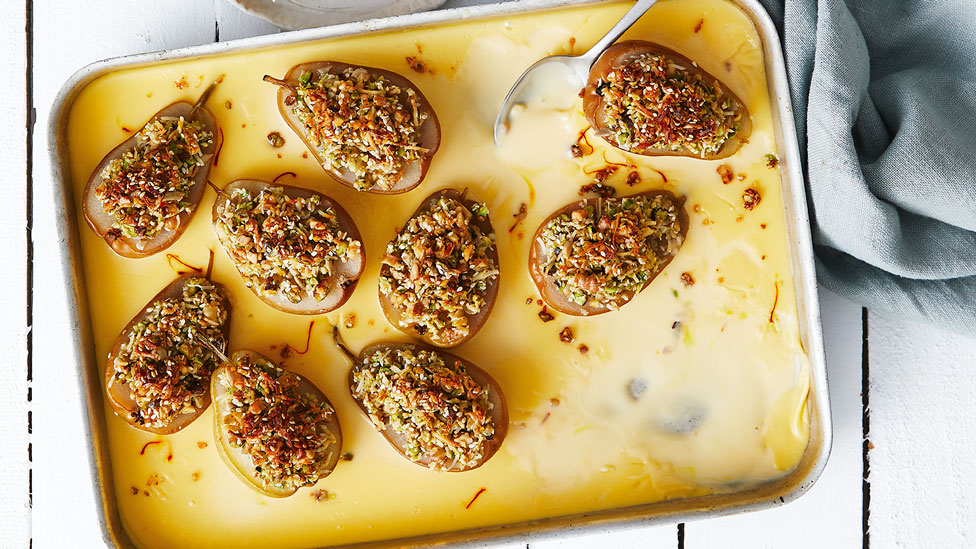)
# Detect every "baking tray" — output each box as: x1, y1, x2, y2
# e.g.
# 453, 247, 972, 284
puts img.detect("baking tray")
48, 0, 831, 546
